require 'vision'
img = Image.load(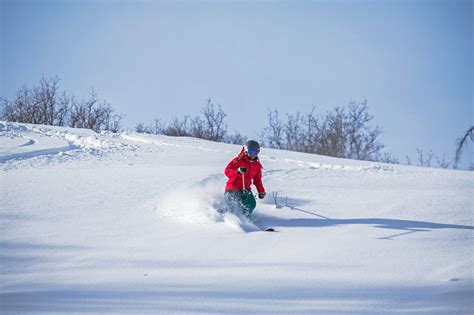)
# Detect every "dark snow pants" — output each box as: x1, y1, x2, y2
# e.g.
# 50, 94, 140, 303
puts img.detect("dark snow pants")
224, 190, 255, 218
